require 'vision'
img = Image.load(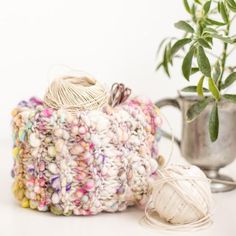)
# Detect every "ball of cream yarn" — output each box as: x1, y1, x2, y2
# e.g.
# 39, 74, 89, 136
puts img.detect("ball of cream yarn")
144, 164, 213, 230
44, 76, 108, 114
